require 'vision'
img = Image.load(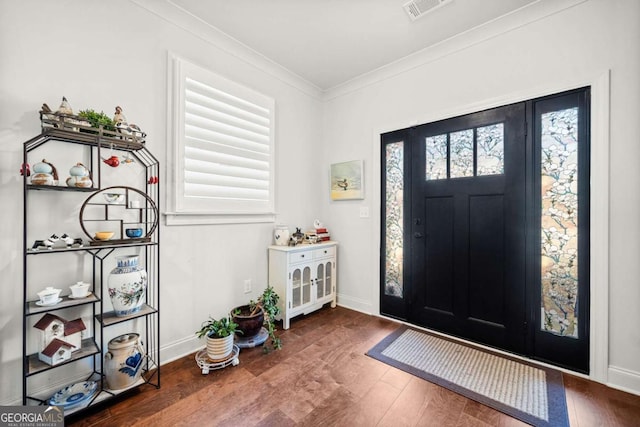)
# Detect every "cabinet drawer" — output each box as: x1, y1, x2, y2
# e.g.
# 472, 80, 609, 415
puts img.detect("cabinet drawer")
290, 250, 313, 263
313, 246, 335, 259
